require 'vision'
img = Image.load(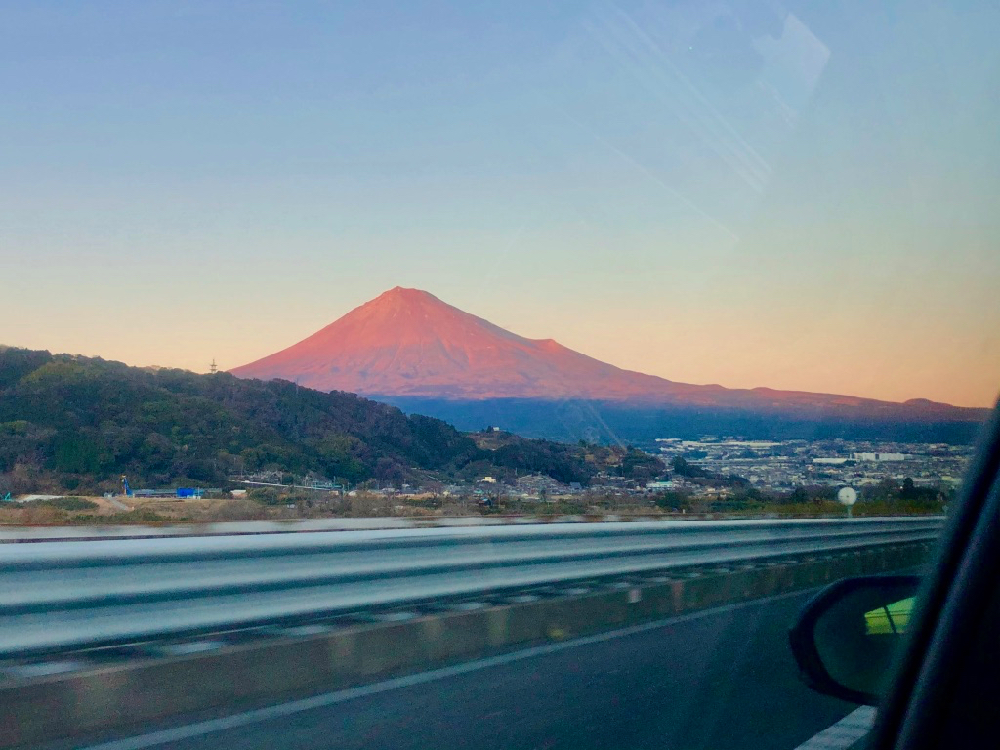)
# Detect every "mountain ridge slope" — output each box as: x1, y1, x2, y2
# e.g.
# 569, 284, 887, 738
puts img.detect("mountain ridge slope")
230, 287, 985, 422
0, 347, 612, 491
